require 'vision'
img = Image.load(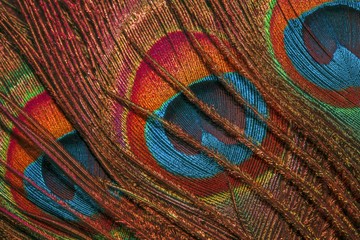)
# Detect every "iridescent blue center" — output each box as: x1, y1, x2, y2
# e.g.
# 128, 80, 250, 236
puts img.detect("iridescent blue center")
284, 2, 360, 90
145, 72, 268, 178
24, 131, 106, 220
